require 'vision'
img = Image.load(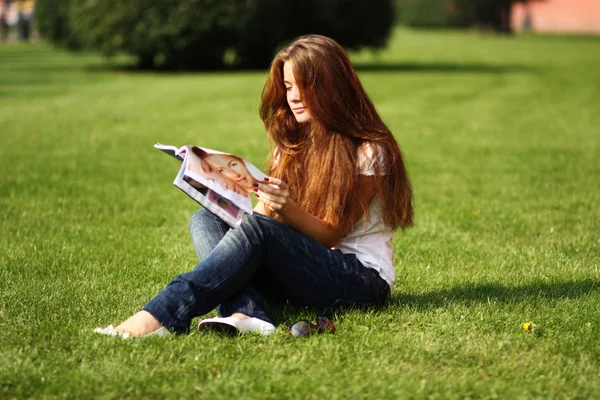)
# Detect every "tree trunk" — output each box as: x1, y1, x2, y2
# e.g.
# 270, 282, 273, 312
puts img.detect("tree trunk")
498, 1, 514, 34
137, 52, 155, 70
472, 0, 515, 34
